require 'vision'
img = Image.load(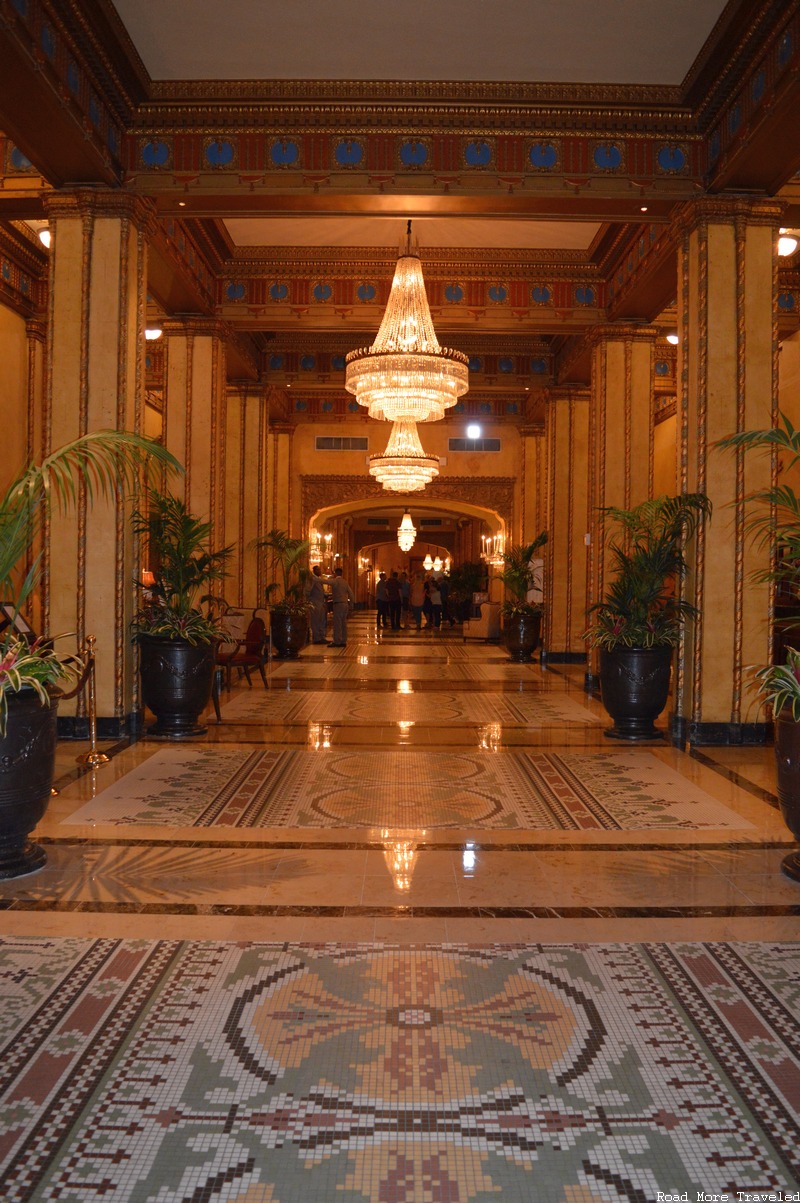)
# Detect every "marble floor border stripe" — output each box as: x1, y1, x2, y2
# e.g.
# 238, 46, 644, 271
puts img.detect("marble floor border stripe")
690, 747, 780, 809
35, 837, 796, 851
3, 901, 800, 918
